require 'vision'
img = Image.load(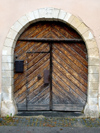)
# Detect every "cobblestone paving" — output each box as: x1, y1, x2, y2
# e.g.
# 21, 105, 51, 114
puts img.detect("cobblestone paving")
0, 117, 100, 127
